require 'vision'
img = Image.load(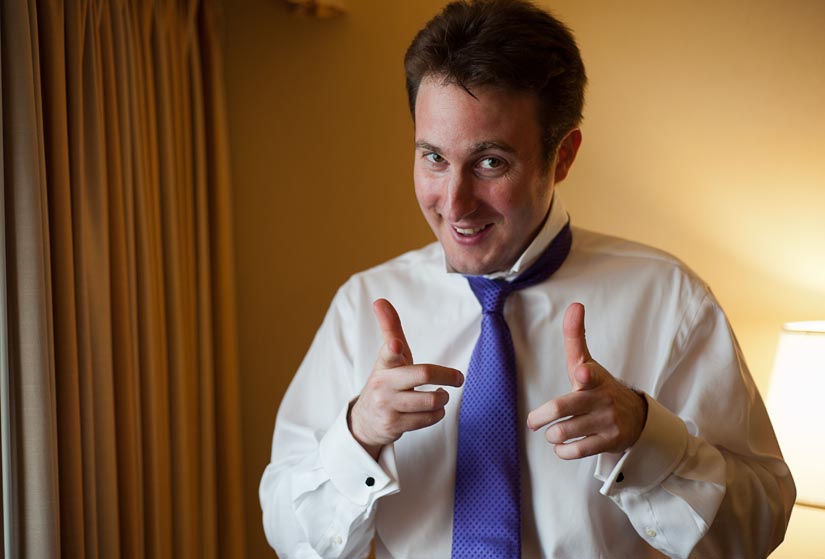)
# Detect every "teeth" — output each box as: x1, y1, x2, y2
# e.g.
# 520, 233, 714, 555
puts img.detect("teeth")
454, 225, 488, 236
